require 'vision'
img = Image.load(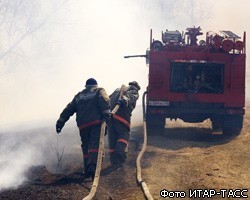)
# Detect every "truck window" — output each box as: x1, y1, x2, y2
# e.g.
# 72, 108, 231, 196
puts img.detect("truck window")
170, 62, 224, 94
